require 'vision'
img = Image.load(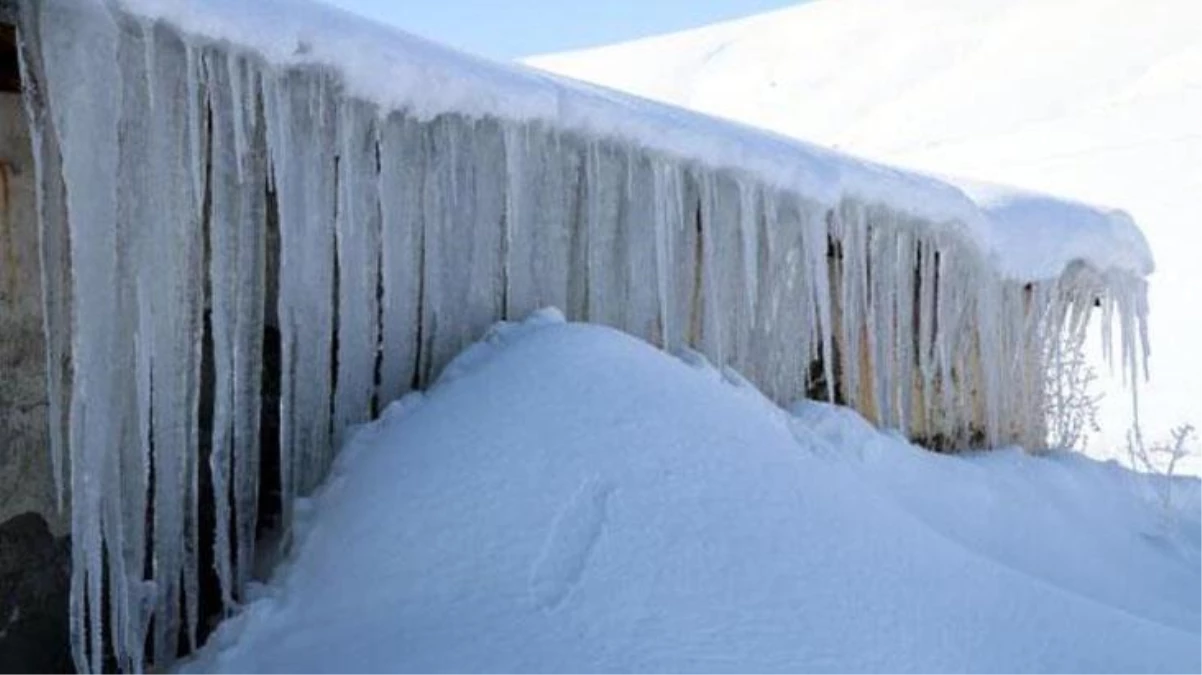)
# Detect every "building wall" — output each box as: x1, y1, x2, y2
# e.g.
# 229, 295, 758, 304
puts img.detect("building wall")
0, 85, 73, 673
0, 89, 62, 535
